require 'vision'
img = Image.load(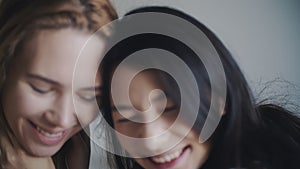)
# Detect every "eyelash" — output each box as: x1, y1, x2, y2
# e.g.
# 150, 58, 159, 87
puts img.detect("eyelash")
29, 83, 52, 94
78, 95, 98, 102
